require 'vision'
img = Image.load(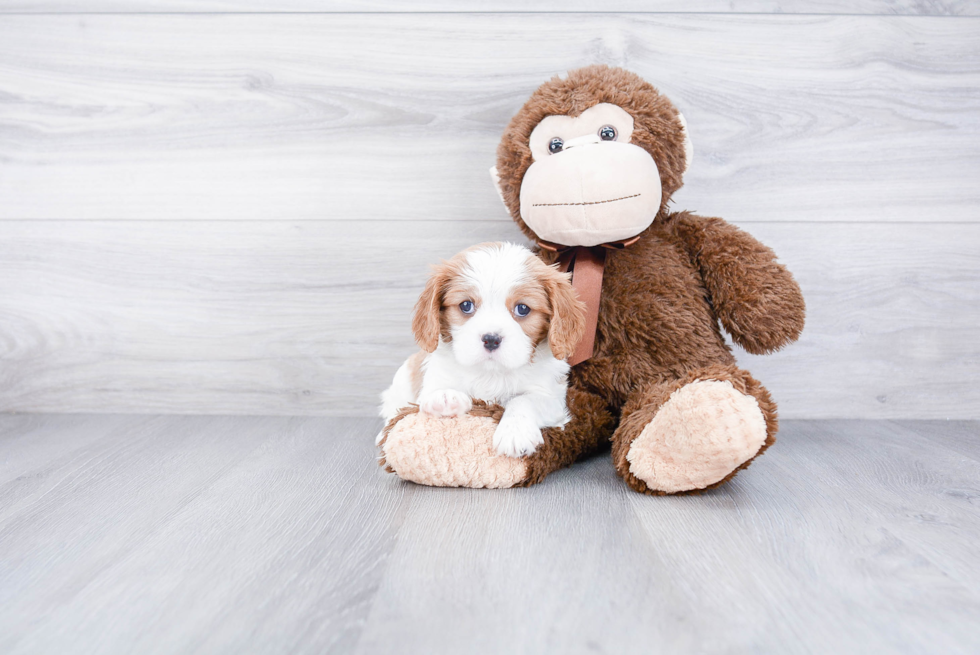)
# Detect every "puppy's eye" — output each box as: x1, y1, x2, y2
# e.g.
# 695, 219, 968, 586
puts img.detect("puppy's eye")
548, 137, 564, 154
598, 125, 617, 141
459, 300, 475, 314
514, 303, 530, 317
